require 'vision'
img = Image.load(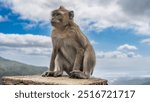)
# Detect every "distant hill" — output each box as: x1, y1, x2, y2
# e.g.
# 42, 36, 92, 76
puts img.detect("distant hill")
111, 77, 150, 85
142, 81, 150, 85
0, 56, 47, 78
